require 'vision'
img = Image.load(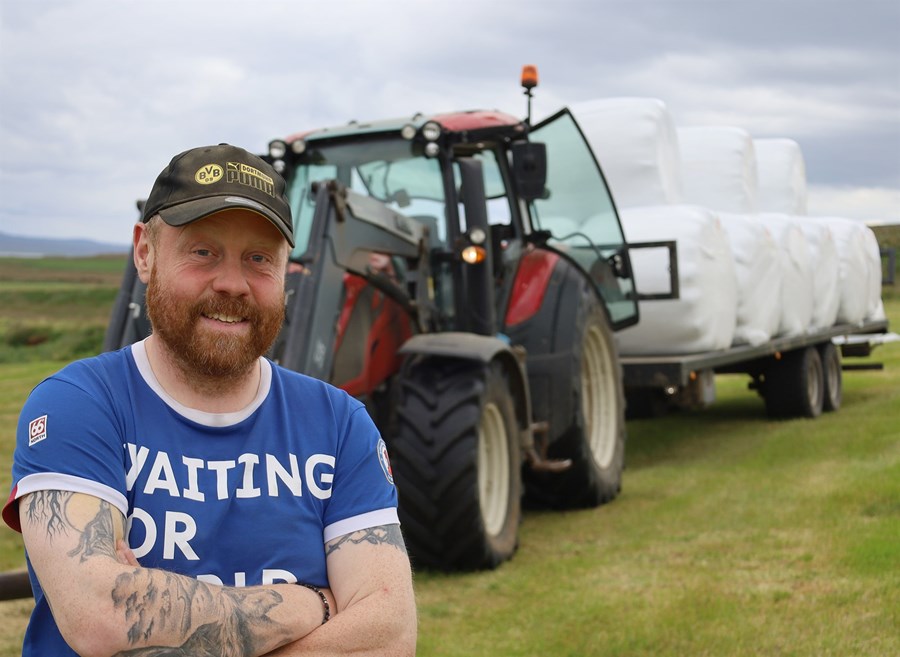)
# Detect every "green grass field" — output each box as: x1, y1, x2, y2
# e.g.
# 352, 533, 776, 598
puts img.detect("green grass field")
0, 254, 898, 655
